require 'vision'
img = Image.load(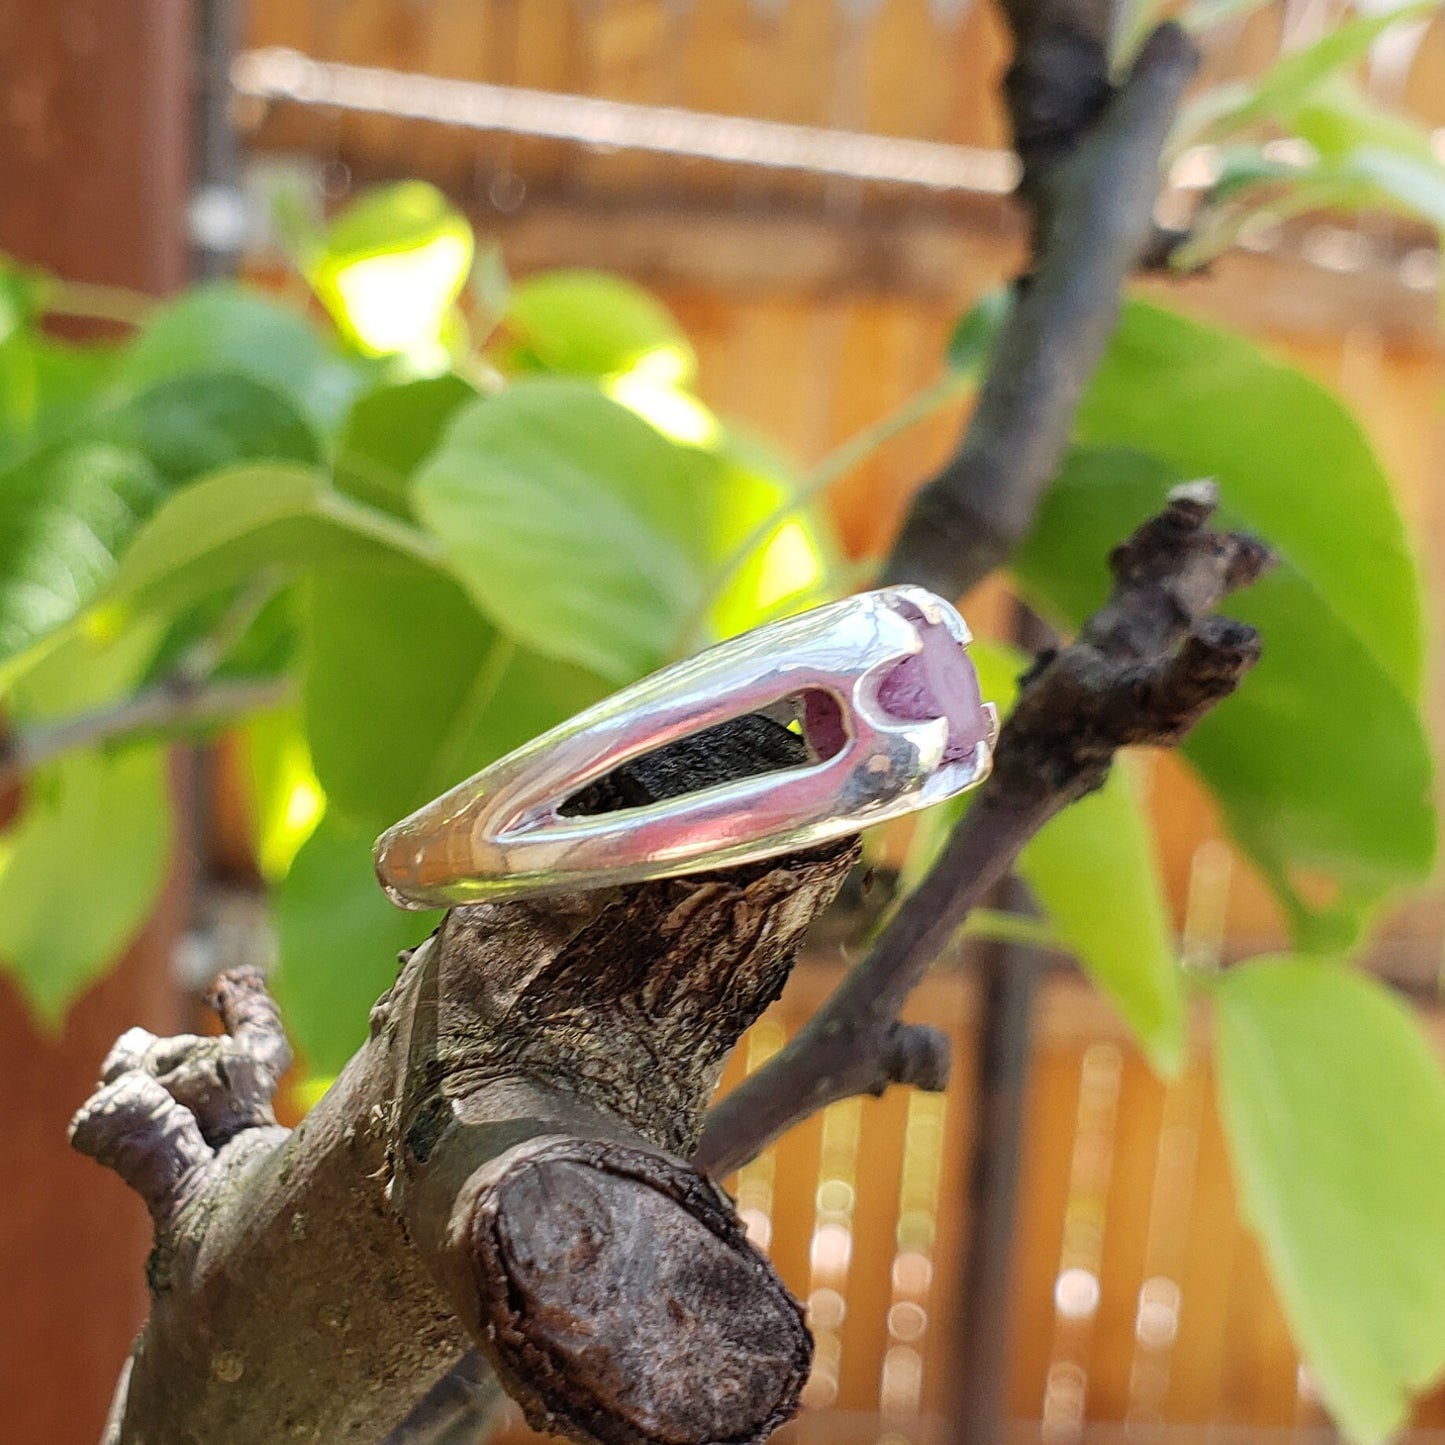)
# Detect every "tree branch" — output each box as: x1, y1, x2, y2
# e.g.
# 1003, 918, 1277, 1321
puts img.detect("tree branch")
697, 482, 1272, 1177
883, 21, 1199, 597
